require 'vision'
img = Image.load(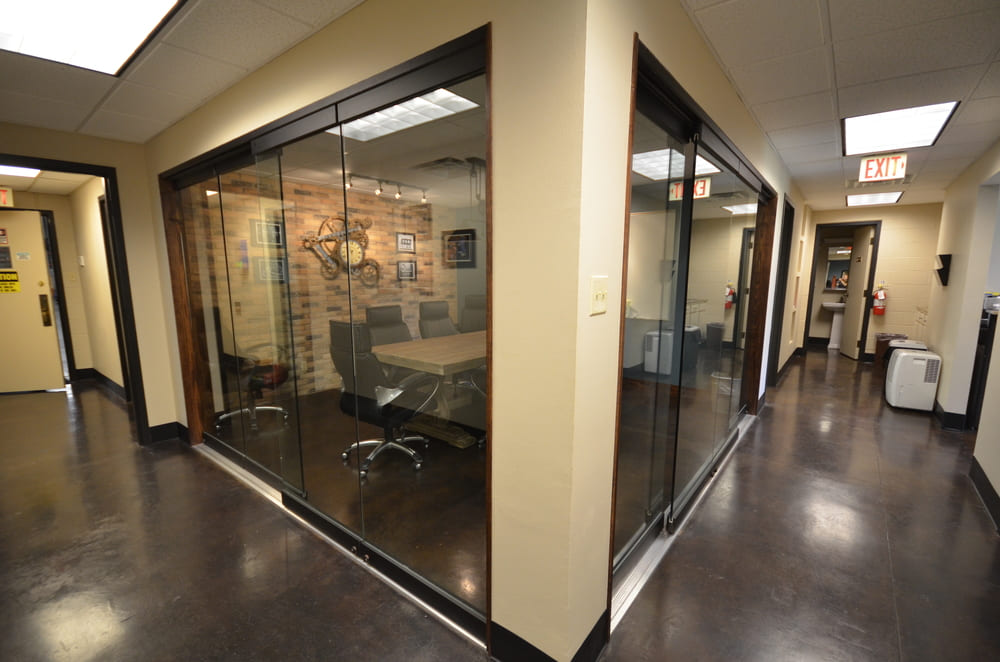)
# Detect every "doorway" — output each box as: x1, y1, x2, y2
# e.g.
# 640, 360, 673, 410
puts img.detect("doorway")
804, 222, 881, 359
0, 153, 149, 442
